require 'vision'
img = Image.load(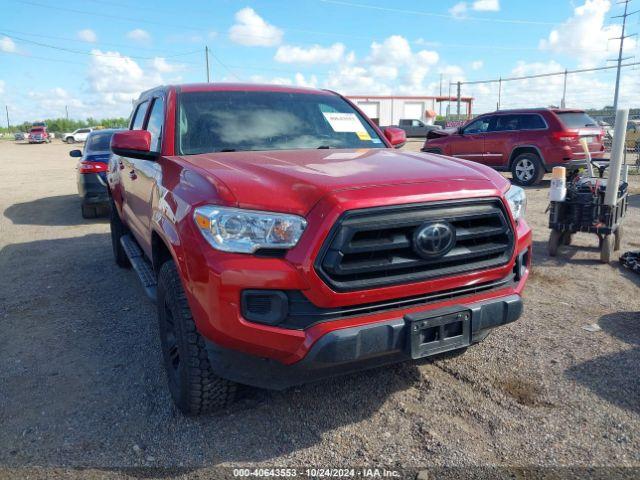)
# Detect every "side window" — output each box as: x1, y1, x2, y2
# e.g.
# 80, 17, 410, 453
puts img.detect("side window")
463, 117, 490, 134
412, 120, 422, 127
146, 97, 165, 153
491, 115, 520, 132
130, 100, 149, 130
519, 114, 546, 130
